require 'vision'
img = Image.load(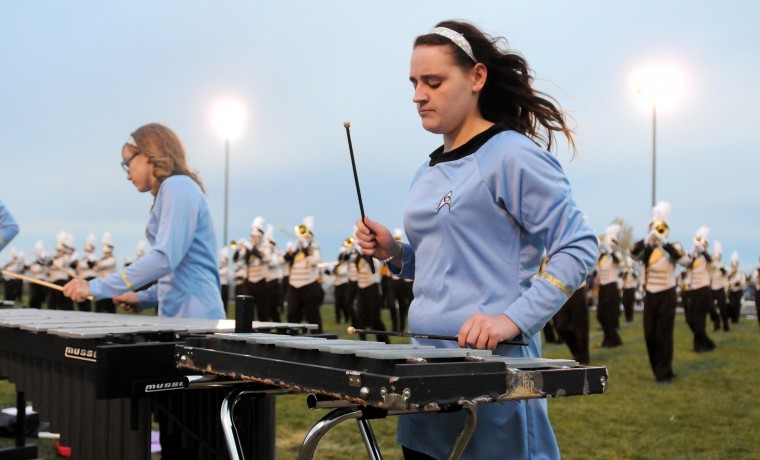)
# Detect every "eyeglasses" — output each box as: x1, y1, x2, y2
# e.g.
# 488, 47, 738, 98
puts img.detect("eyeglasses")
120, 151, 141, 173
